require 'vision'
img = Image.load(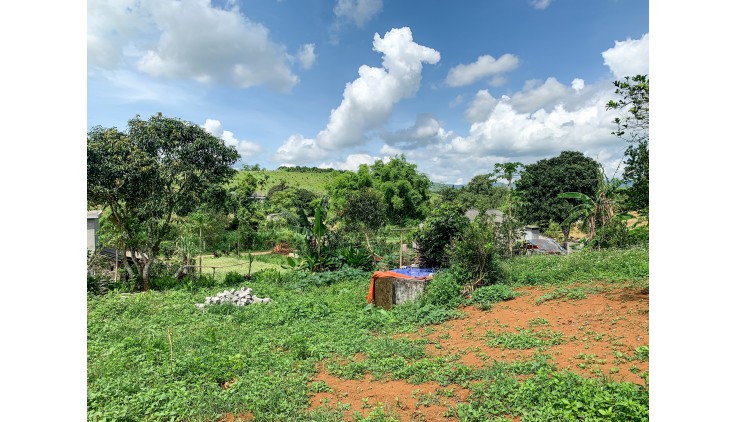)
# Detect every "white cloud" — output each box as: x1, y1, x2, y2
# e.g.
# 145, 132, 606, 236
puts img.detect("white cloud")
315, 27, 440, 150
602, 33, 649, 79
88, 0, 300, 92
296, 44, 317, 70
88, 0, 151, 70
509, 77, 570, 113
571, 78, 585, 92
319, 153, 380, 171
333, 0, 383, 27
445, 54, 519, 87
202, 119, 264, 159
465, 89, 498, 123
531, 0, 552, 10
381, 114, 453, 149
273, 134, 331, 165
